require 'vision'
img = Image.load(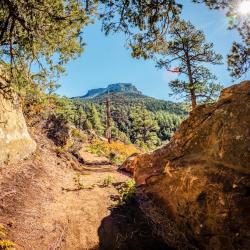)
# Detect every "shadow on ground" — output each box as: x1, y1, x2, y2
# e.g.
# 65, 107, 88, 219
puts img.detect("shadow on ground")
97, 196, 173, 250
